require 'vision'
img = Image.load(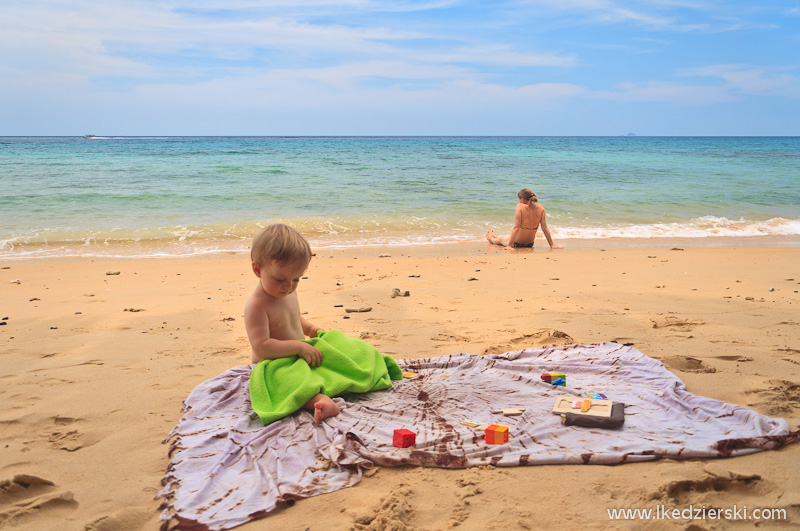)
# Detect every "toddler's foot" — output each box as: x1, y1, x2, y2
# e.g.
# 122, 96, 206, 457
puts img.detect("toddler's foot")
486, 230, 497, 243
313, 396, 340, 423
